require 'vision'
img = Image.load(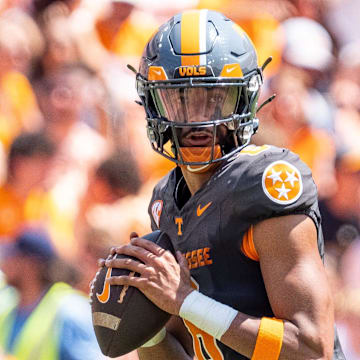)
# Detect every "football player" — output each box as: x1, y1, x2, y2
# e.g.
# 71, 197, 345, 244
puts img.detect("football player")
104, 9, 345, 360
